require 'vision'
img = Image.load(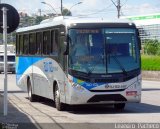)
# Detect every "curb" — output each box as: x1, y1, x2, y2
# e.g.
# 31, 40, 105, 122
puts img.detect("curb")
142, 71, 160, 81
